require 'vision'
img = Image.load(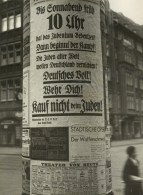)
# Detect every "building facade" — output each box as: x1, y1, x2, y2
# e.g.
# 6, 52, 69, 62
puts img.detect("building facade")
0, 0, 143, 146
0, 0, 23, 146
107, 11, 143, 140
